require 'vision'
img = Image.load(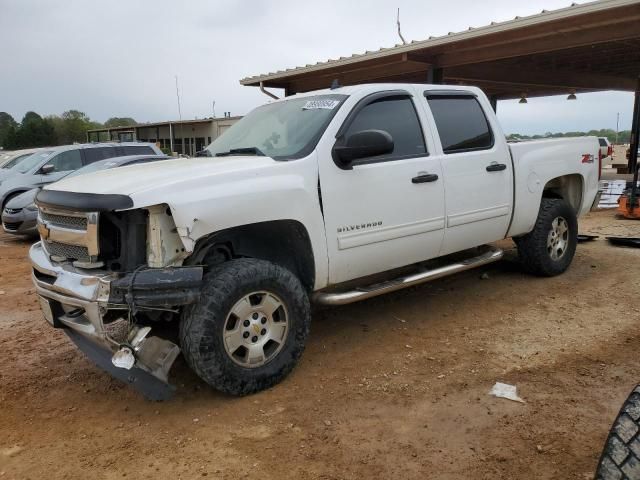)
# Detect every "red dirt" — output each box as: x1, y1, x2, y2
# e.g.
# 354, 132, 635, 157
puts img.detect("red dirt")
1, 209, 640, 479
